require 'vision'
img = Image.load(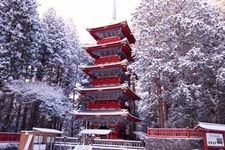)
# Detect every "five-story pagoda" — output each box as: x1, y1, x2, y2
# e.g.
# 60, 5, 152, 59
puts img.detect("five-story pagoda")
74, 21, 140, 139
